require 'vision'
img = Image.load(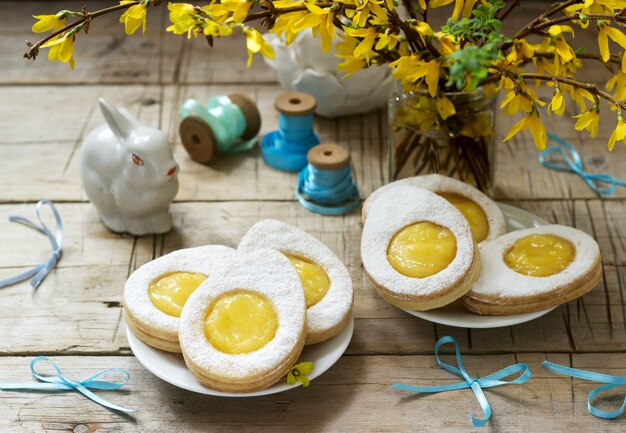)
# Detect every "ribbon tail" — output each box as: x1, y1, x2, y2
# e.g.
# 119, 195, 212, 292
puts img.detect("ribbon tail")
0, 382, 73, 391
0, 265, 43, 288
469, 382, 492, 428
392, 381, 470, 394
29, 253, 60, 289
587, 383, 626, 419
543, 361, 626, 385
74, 383, 136, 413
